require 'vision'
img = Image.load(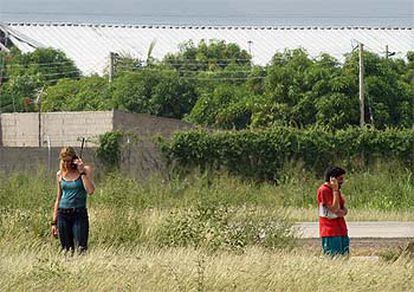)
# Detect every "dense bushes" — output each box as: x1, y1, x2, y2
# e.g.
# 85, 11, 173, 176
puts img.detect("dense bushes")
160, 127, 414, 181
